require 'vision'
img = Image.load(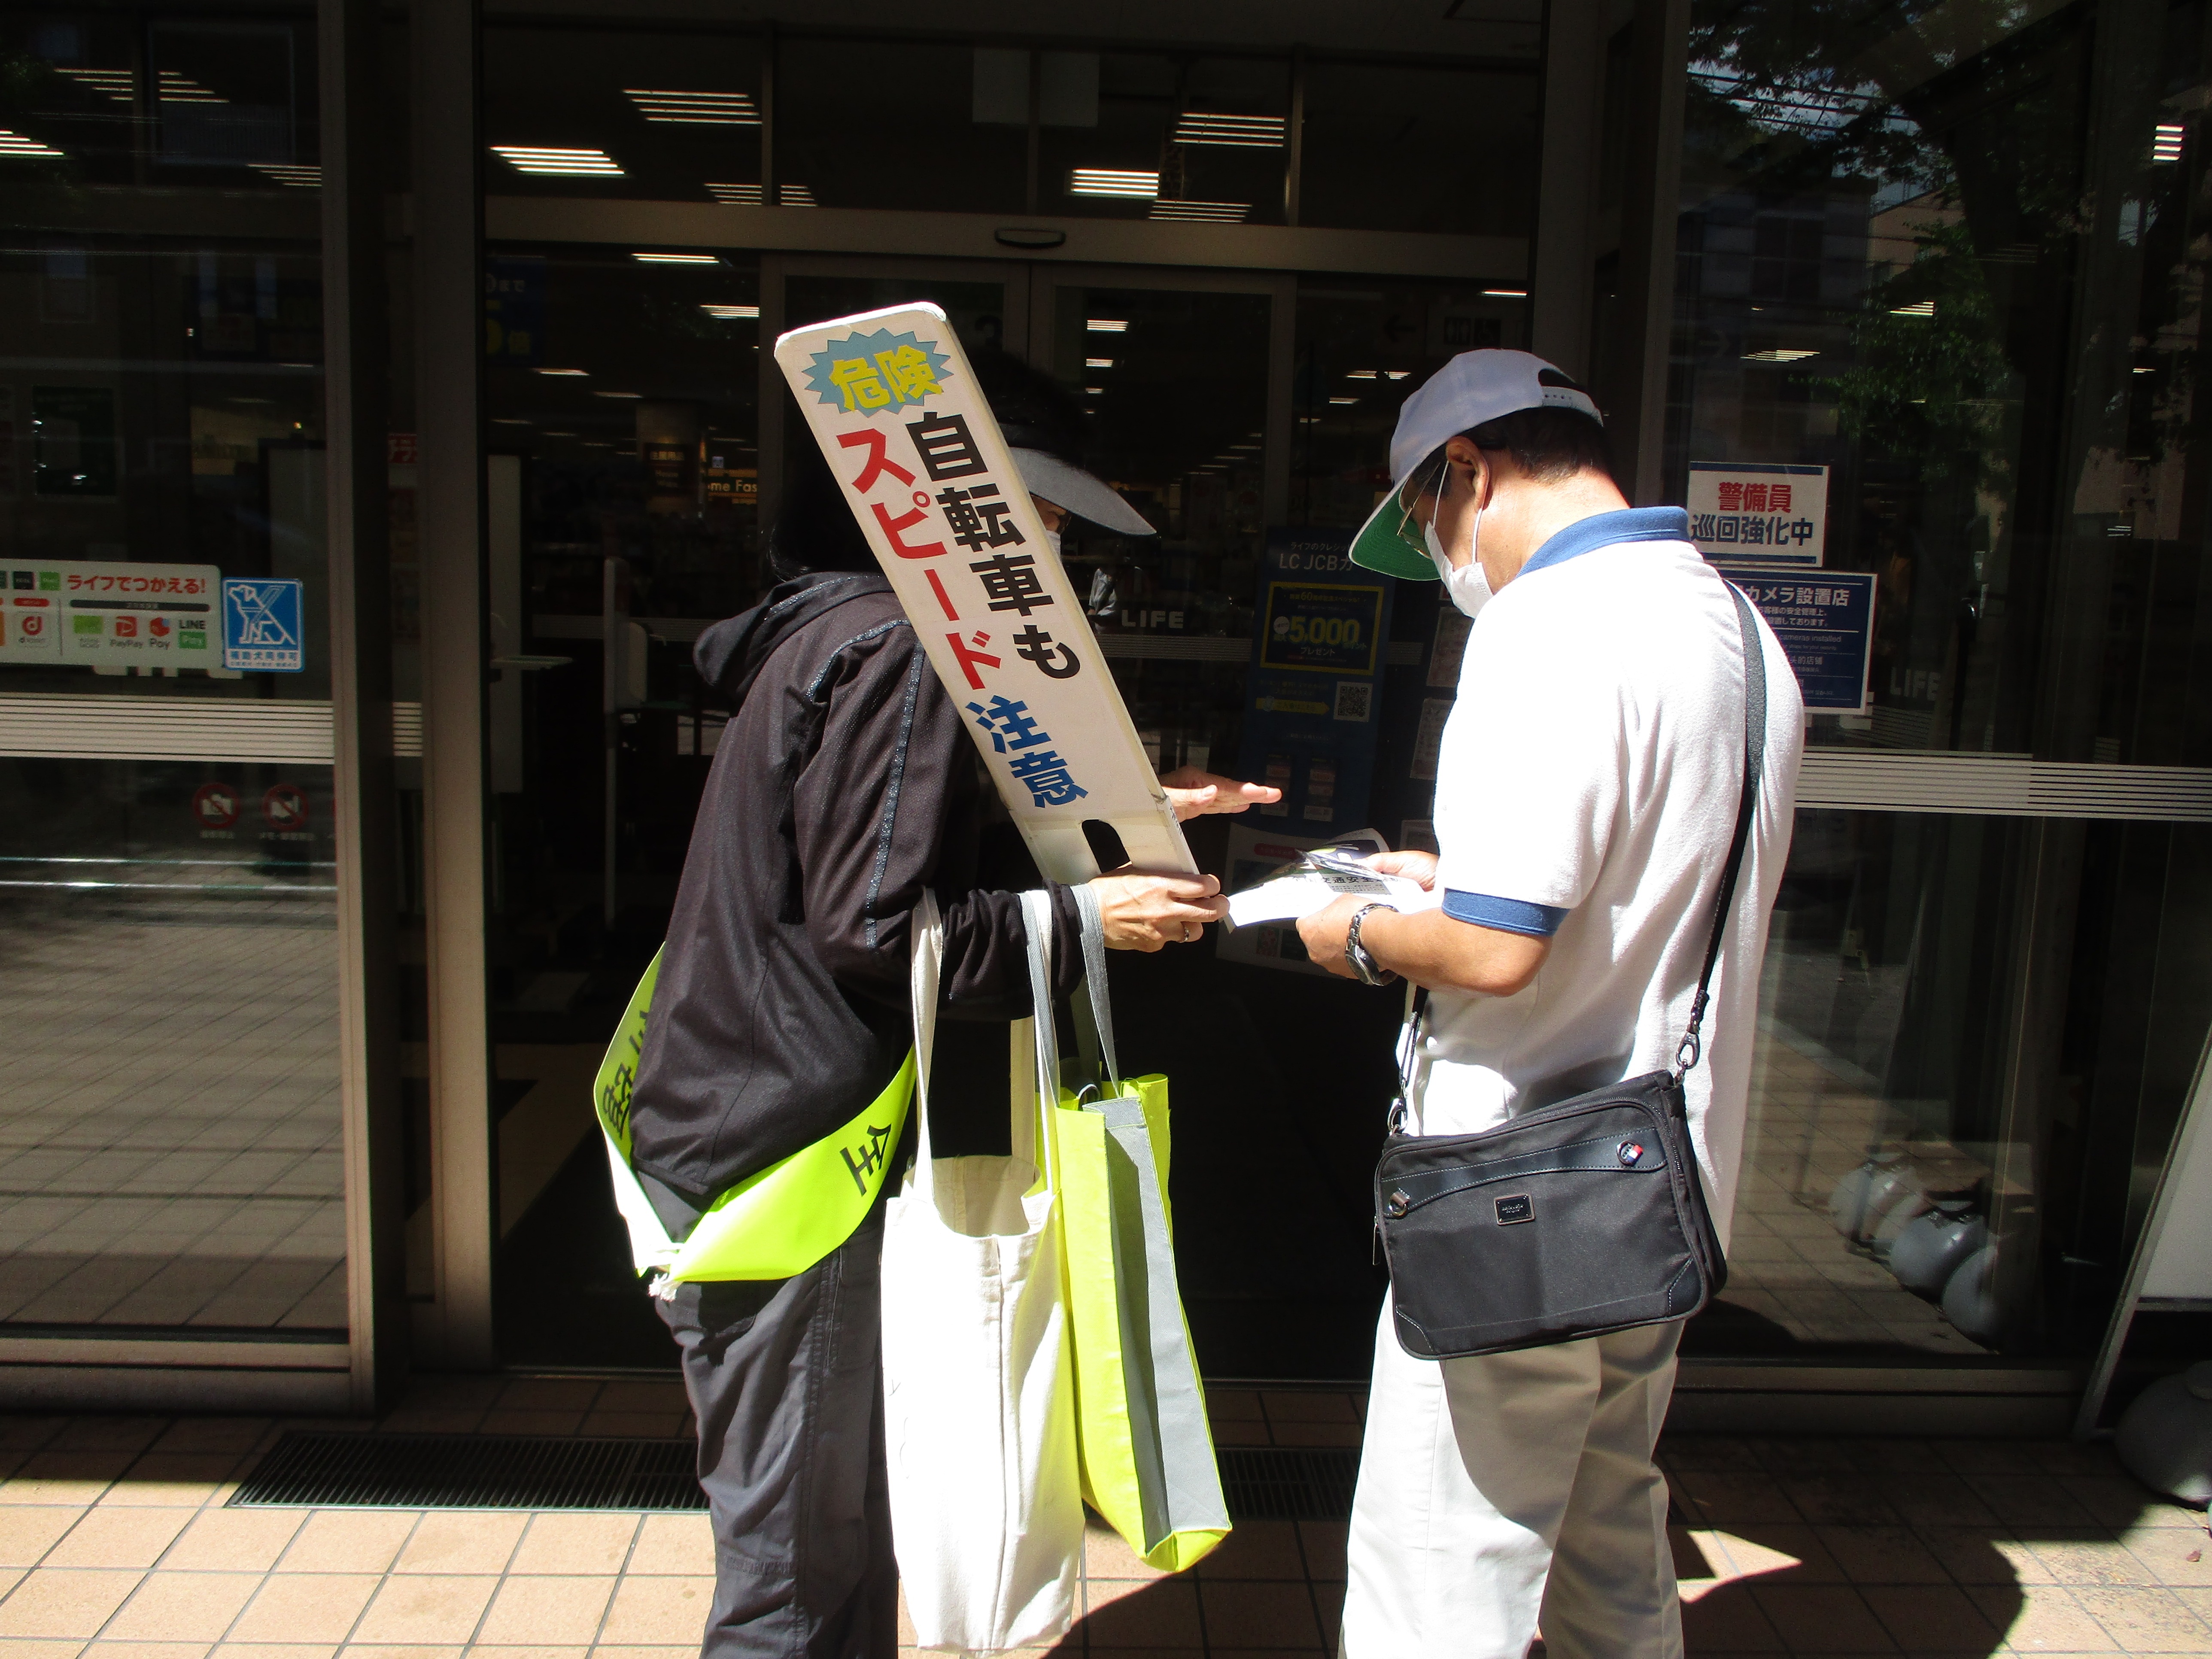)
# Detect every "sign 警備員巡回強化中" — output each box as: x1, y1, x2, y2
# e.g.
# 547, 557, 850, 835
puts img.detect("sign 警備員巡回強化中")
1686, 462, 1827, 568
